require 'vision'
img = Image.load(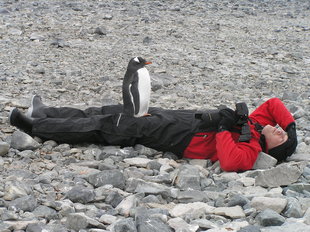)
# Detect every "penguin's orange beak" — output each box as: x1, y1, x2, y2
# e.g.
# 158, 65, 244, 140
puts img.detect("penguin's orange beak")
145, 61, 152, 65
